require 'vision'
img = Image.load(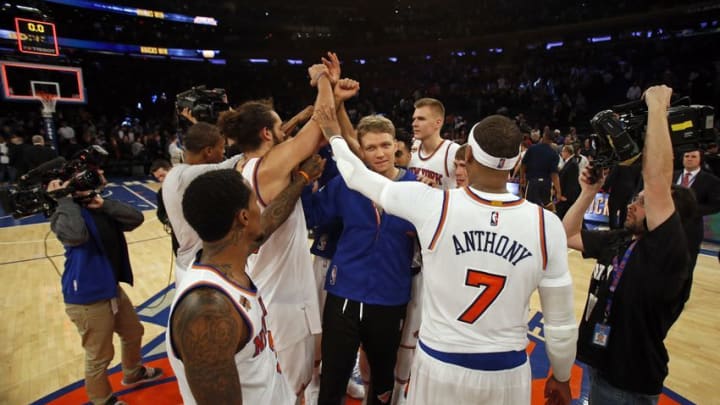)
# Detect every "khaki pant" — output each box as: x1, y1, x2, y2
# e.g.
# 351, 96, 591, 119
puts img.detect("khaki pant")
65, 286, 144, 404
